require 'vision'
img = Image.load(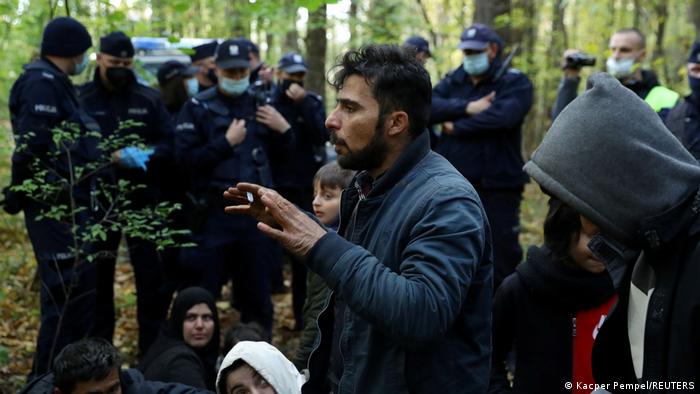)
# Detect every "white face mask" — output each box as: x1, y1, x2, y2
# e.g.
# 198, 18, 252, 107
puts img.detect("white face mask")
606, 57, 635, 79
